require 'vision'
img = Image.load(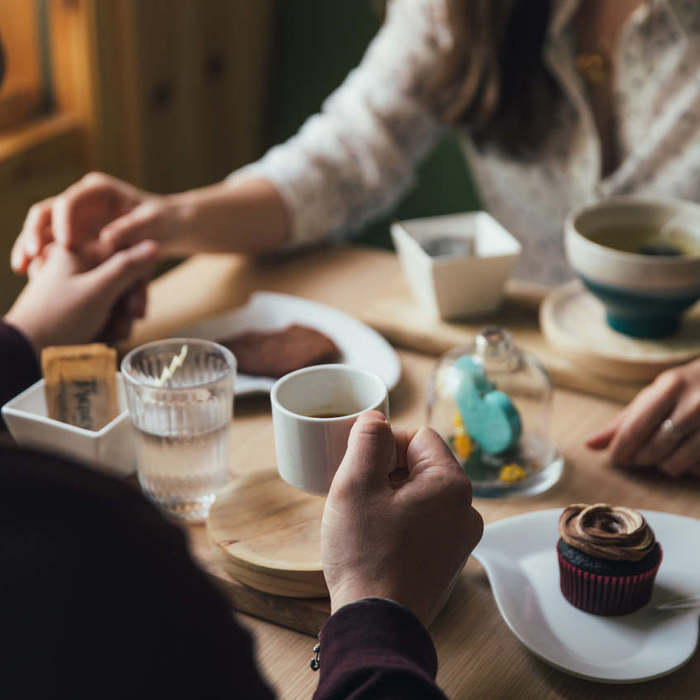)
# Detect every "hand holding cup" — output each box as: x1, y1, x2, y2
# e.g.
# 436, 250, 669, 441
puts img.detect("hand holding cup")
321, 411, 483, 628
